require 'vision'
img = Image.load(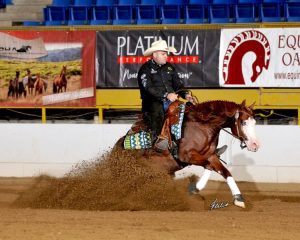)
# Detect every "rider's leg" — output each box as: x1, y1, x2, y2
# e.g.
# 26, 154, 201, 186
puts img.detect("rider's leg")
149, 101, 164, 142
